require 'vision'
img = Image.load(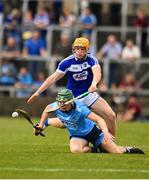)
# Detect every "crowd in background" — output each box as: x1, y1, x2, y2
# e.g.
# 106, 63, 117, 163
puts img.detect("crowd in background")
0, 0, 149, 121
